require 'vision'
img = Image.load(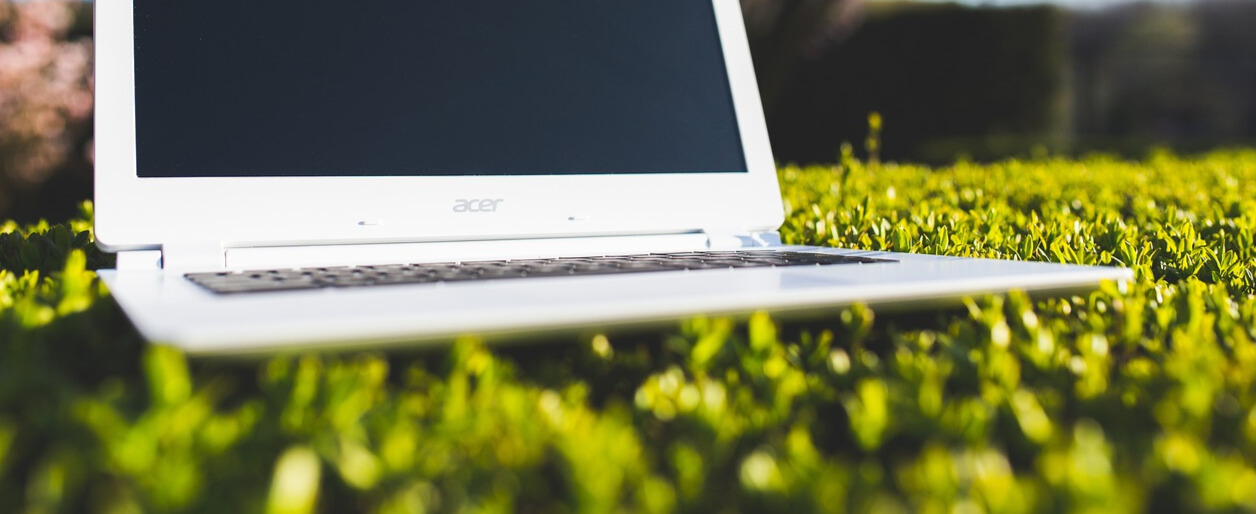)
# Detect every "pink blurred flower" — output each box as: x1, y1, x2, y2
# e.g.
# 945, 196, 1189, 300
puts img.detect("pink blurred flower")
0, 0, 93, 213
